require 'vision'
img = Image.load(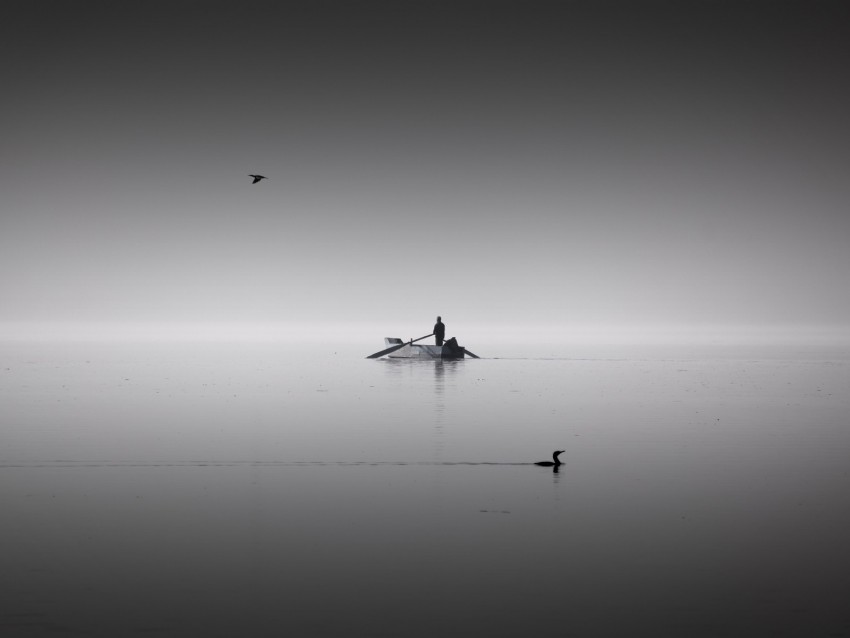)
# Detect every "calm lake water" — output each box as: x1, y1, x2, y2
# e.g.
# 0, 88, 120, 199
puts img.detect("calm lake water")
2, 336, 849, 637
